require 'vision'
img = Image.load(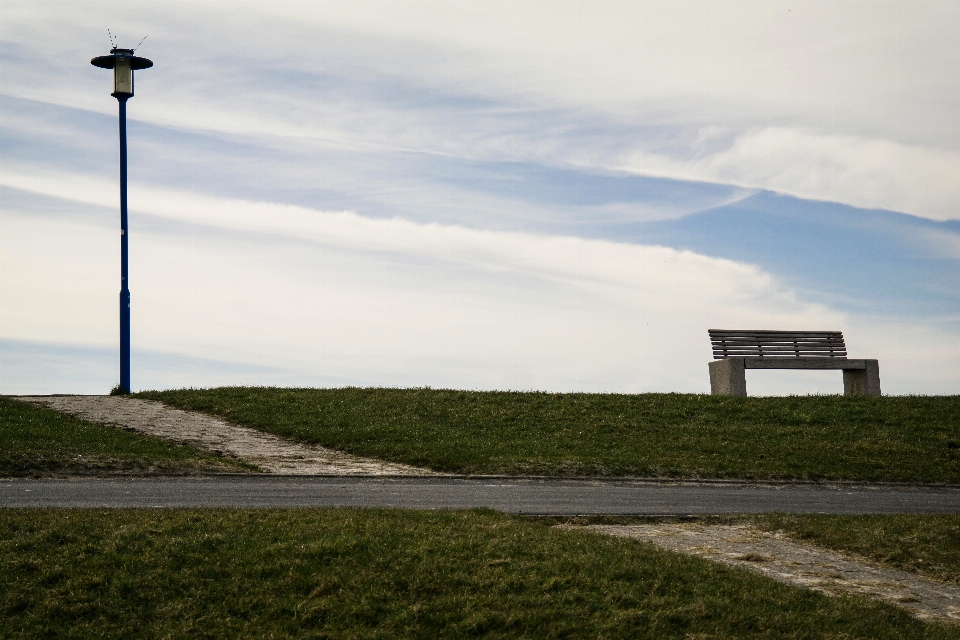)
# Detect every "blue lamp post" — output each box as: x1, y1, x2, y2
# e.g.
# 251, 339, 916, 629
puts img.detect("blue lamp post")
91, 47, 153, 393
